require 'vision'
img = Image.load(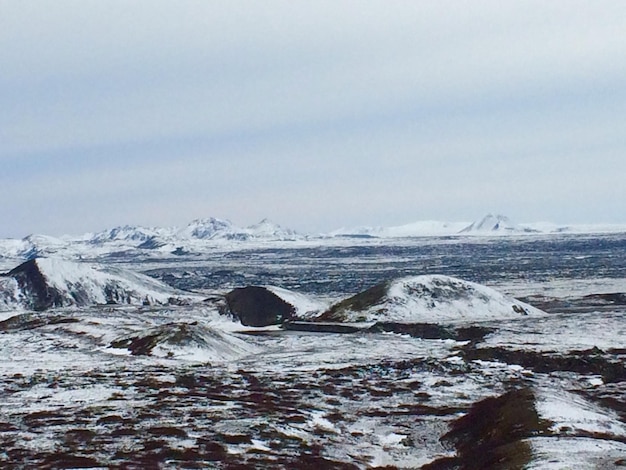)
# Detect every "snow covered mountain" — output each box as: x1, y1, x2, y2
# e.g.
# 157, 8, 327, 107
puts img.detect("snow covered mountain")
0, 234, 71, 260
89, 217, 302, 247
330, 214, 539, 238
179, 217, 234, 240
331, 214, 626, 238
3, 214, 626, 263
89, 225, 174, 244
0, 258, 201, 313
0, 218, 308, 261
243, 218, 299, 240
459, 214, 537, 234
330, 220, 470, 238
319, 275, 544, 323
